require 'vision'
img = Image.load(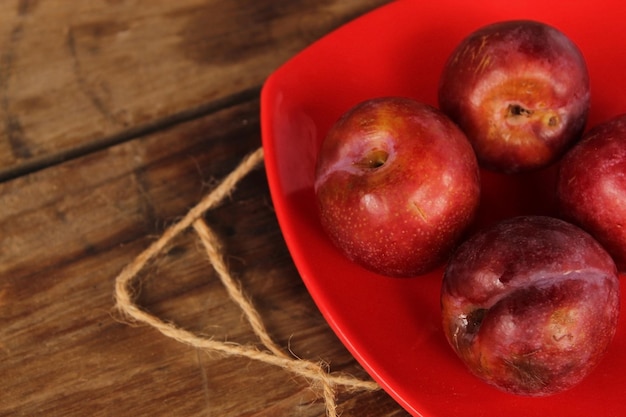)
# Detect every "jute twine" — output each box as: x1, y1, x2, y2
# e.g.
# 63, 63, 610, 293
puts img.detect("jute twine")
113, 147, 380, 416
